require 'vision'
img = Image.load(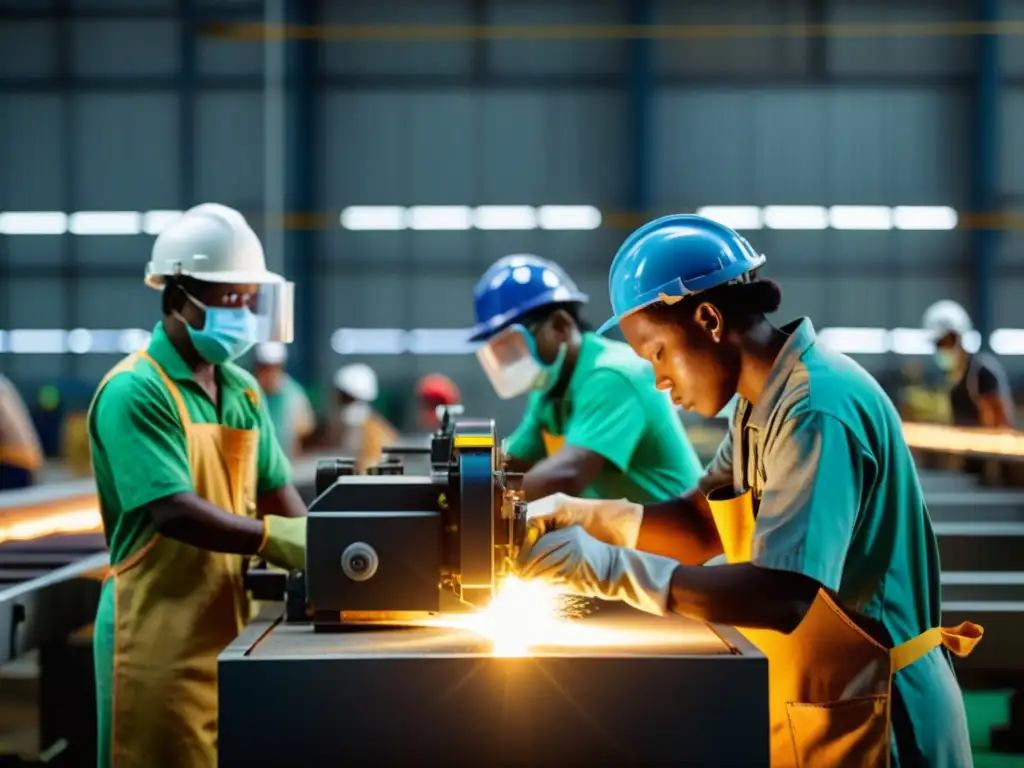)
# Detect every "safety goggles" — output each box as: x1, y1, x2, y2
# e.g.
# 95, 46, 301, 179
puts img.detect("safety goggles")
184, 281, 295, 344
